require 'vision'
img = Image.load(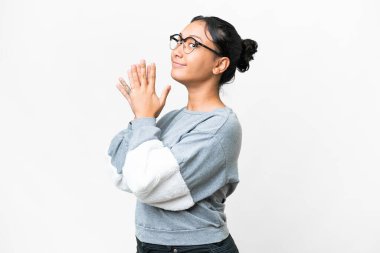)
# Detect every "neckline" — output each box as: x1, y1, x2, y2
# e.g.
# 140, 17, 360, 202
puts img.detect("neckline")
181, 106, 230, 114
